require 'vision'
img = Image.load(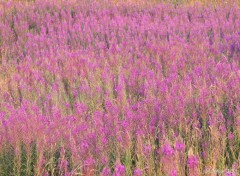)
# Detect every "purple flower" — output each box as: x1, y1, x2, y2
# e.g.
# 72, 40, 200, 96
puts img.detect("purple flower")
228, 132, 235, 141
114, 164, 125, 176
175, 141, 185, 152
84, 158, 95, 166
143, 145, 152, 156
133, 168, 142, 176
187, 156, 198, 168
162, 143, 175, 156
102, 167, 111, 176
171, 169, 177, 176
225, 171, 236, 176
